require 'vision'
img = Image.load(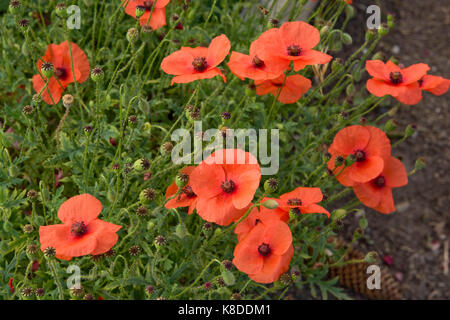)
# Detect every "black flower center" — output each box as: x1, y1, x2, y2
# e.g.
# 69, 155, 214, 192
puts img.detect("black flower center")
252, 55, 265, 68
192, 57, 208, 72
287, 198, 302, 206
71, 221, 87, 237
353, 149, 366, 162
182, 185, 196, 198
389, 71, 403, 84
221, 180, 236, 193
373, 175, 386, 188
287, 44, 301, 56
143, 0, 154, 9
54, 67, 68, 80
258, 243, 271, 257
